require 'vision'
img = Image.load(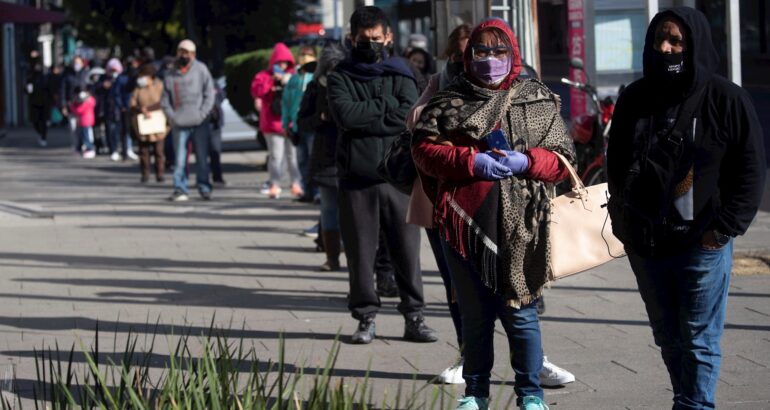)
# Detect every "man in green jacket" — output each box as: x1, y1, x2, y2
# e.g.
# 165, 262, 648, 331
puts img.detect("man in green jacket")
328, 6, 437, 344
